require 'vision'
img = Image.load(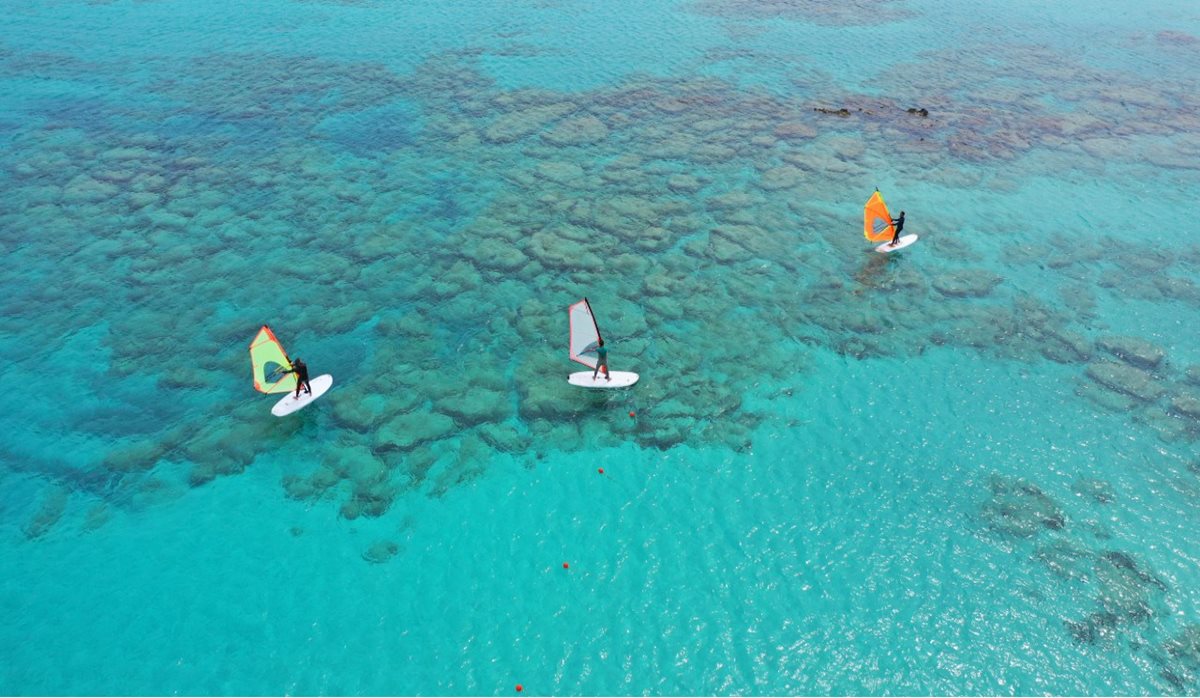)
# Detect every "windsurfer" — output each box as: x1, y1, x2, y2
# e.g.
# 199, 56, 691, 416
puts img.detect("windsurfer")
592, 339, 610, 381
889, 211, 906, 246
282, 358, 312, 398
